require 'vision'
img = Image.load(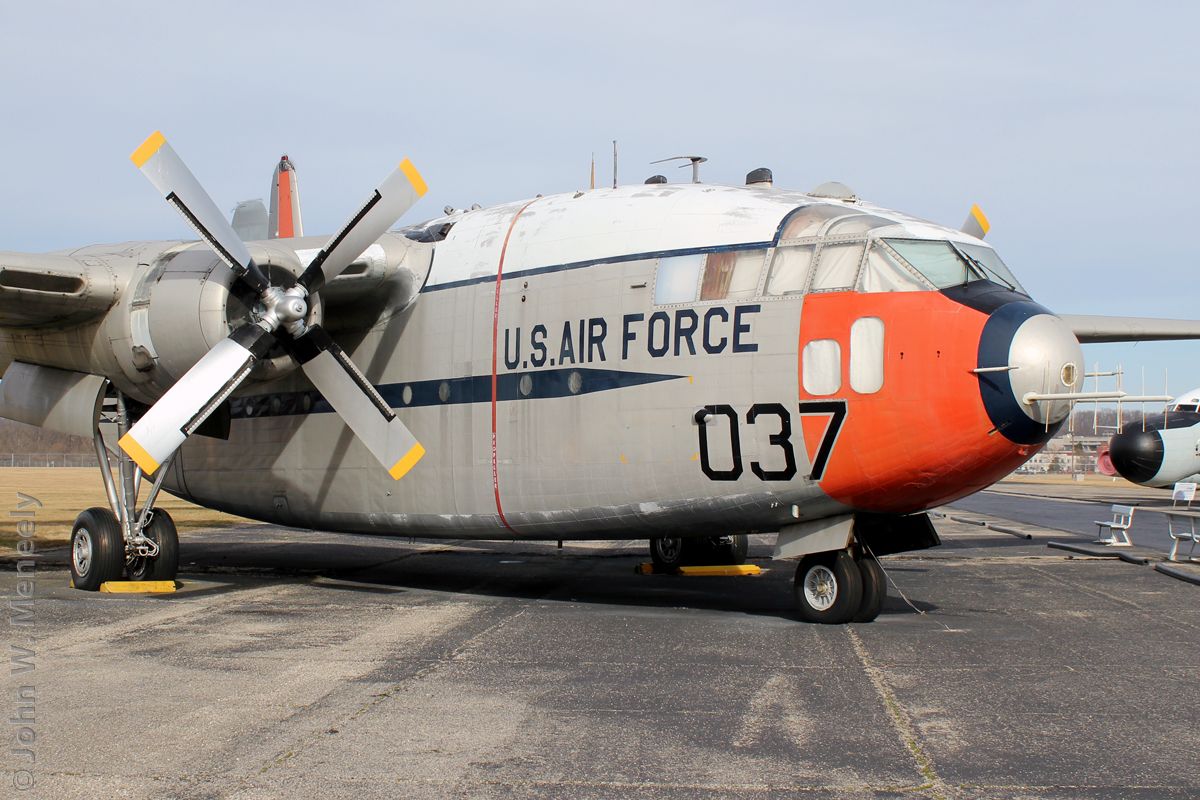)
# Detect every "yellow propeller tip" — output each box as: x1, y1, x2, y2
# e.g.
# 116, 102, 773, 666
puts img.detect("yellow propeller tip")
131, 131, 166, 168
399, 158, 428, 198
118, 433, 160, 475
388, 442, 425, 480
970, 203, 991, 235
